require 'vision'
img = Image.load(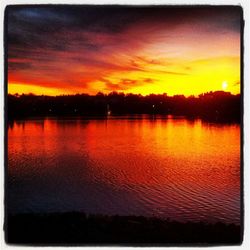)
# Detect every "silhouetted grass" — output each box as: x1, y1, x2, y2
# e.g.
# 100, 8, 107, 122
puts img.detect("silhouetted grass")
5, 212, 242, 246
